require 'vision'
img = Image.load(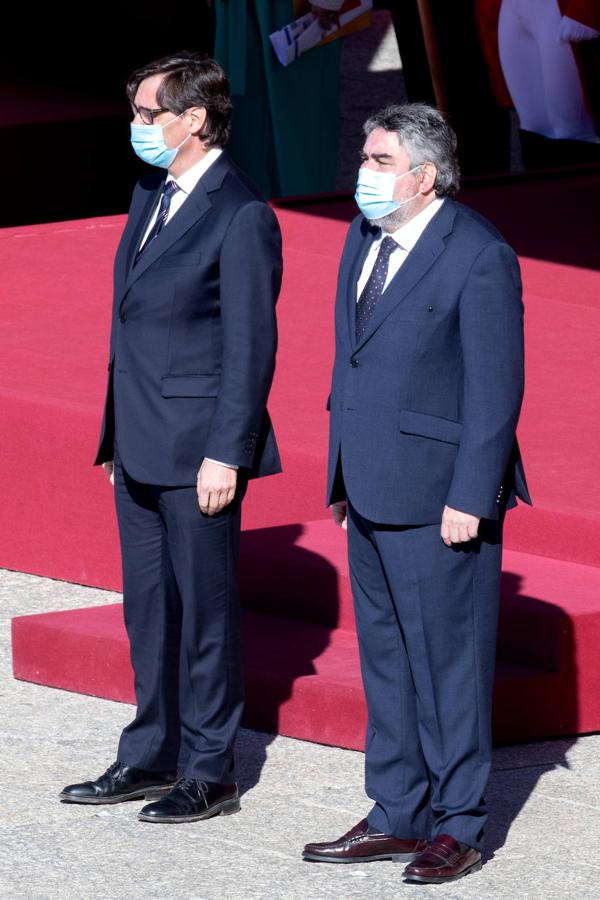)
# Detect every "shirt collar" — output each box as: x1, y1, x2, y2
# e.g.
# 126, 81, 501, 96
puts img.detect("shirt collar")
384, 196, 445, 252
167, 147, 223, 195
